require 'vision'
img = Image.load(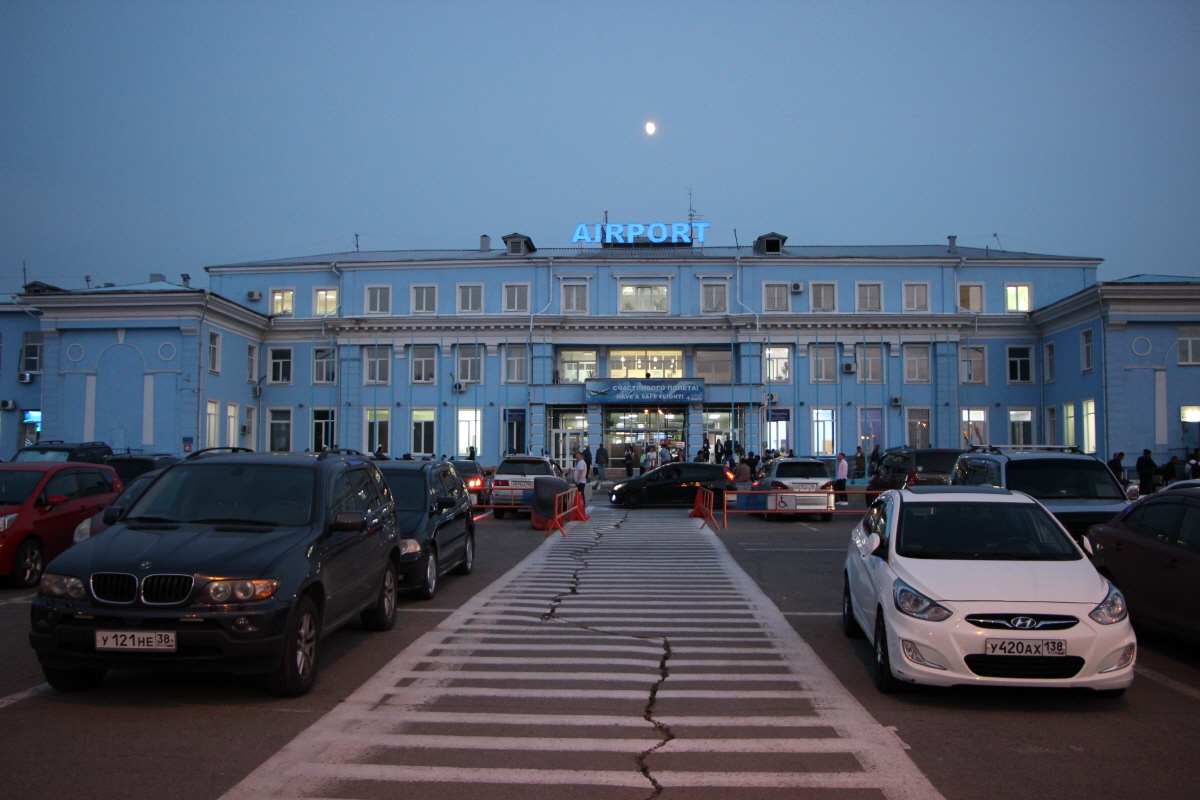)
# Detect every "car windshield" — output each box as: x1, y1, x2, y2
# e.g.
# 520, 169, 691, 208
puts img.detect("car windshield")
111, 473, 157, 509
497, 460, 554, 476
776, 462, 829, 479
126, 463, 316, 526
12, 450, 70, 462
897, 501, 1081, 560
915, 452, 960, 474
377, 470, 428, 512
0, 470, 44, 505
1005, 459, 1124, 500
